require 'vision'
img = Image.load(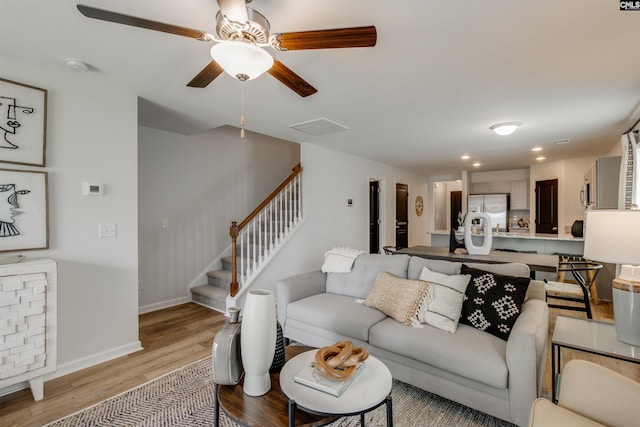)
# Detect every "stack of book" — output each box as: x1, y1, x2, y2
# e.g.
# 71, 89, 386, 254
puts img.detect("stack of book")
293, 363, 365, 397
